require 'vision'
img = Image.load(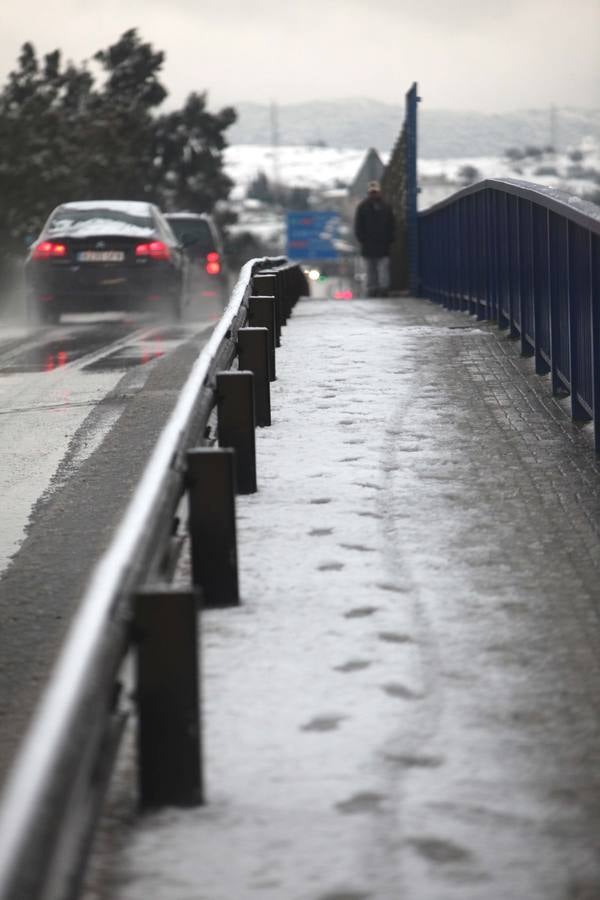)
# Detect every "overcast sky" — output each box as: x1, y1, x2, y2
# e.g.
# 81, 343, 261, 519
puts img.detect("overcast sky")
1, 0, 598, 113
